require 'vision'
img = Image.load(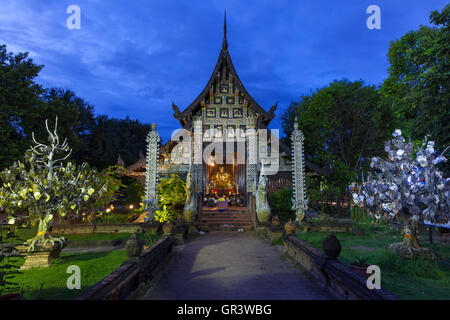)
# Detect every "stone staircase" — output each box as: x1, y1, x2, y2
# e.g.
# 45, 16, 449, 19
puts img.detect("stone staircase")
197, 207, 253, 232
